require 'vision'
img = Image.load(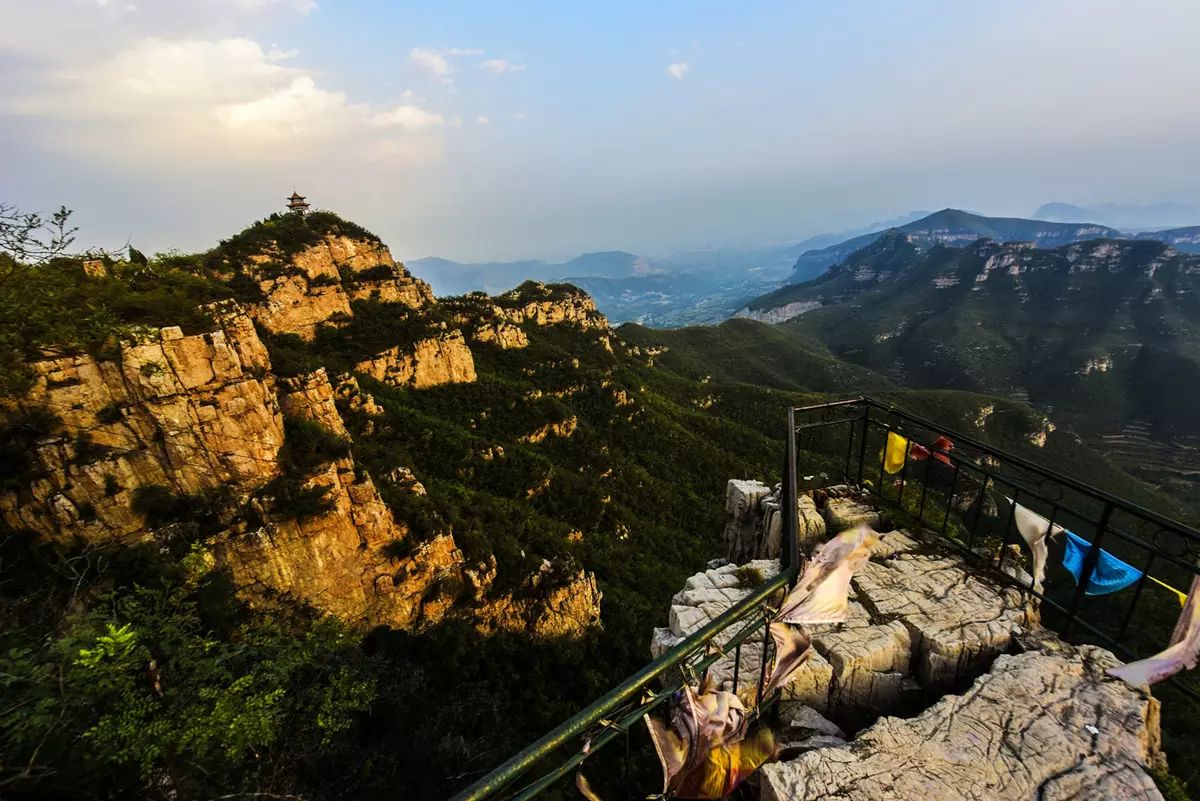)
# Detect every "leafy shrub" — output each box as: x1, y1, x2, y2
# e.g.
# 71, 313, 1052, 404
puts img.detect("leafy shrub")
281, 416, 351, 474
735, 564, 768, 587
258, 475, 336, 522
0, 536, 376, 800
0, 406, 61, 489
258, 329, 323, 377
